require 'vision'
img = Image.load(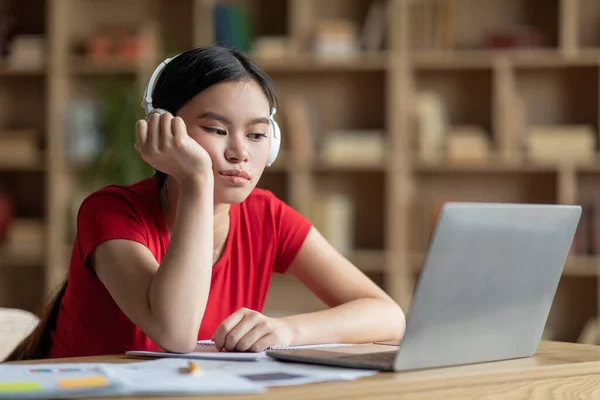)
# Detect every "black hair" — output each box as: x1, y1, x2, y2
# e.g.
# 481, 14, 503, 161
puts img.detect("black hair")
149, 45, 278, 189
